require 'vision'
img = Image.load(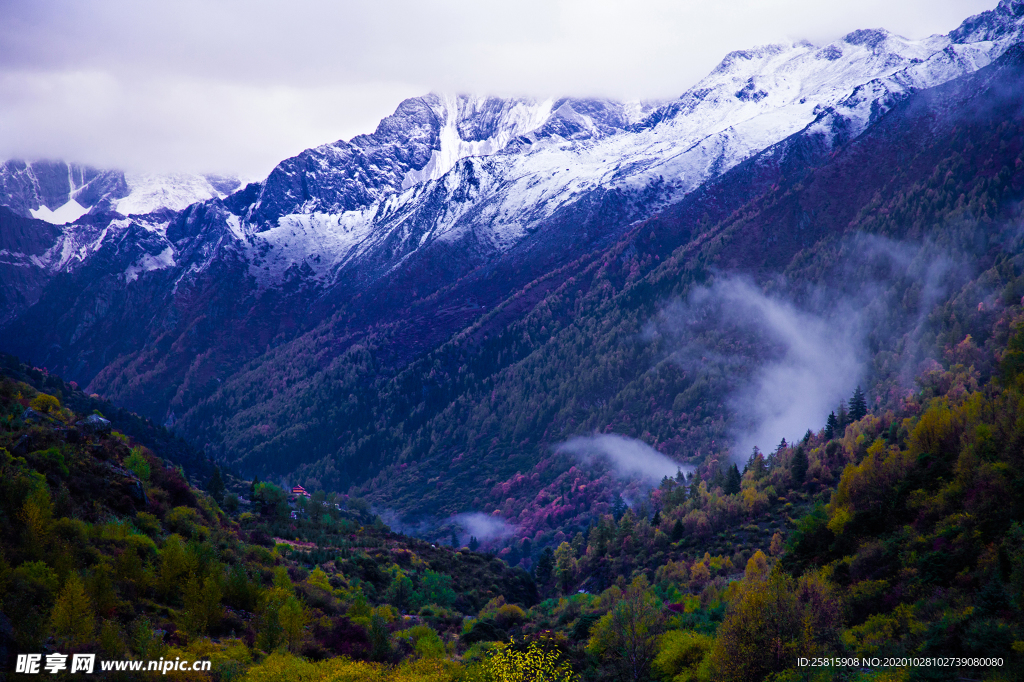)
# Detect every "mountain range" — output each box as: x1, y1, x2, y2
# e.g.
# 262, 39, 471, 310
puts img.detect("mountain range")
3, 0, 1024, 536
